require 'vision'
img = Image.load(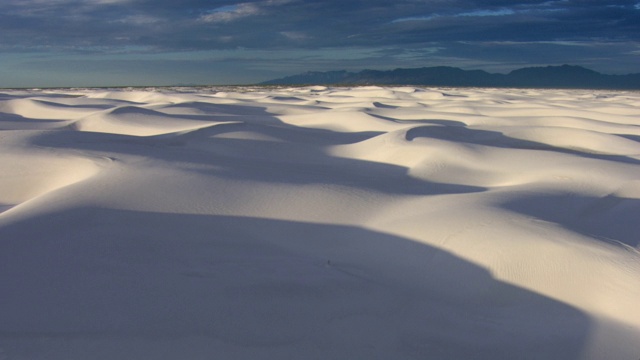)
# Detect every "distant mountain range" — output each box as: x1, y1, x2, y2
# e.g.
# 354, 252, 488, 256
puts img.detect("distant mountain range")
260, 65, 640, 89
